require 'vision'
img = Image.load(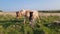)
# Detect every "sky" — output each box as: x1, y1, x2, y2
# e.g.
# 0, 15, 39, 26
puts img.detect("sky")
0, 0, 60, 11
